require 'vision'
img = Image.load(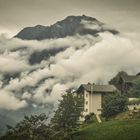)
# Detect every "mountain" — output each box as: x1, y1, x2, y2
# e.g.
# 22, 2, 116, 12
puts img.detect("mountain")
15, 15, 119, 40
